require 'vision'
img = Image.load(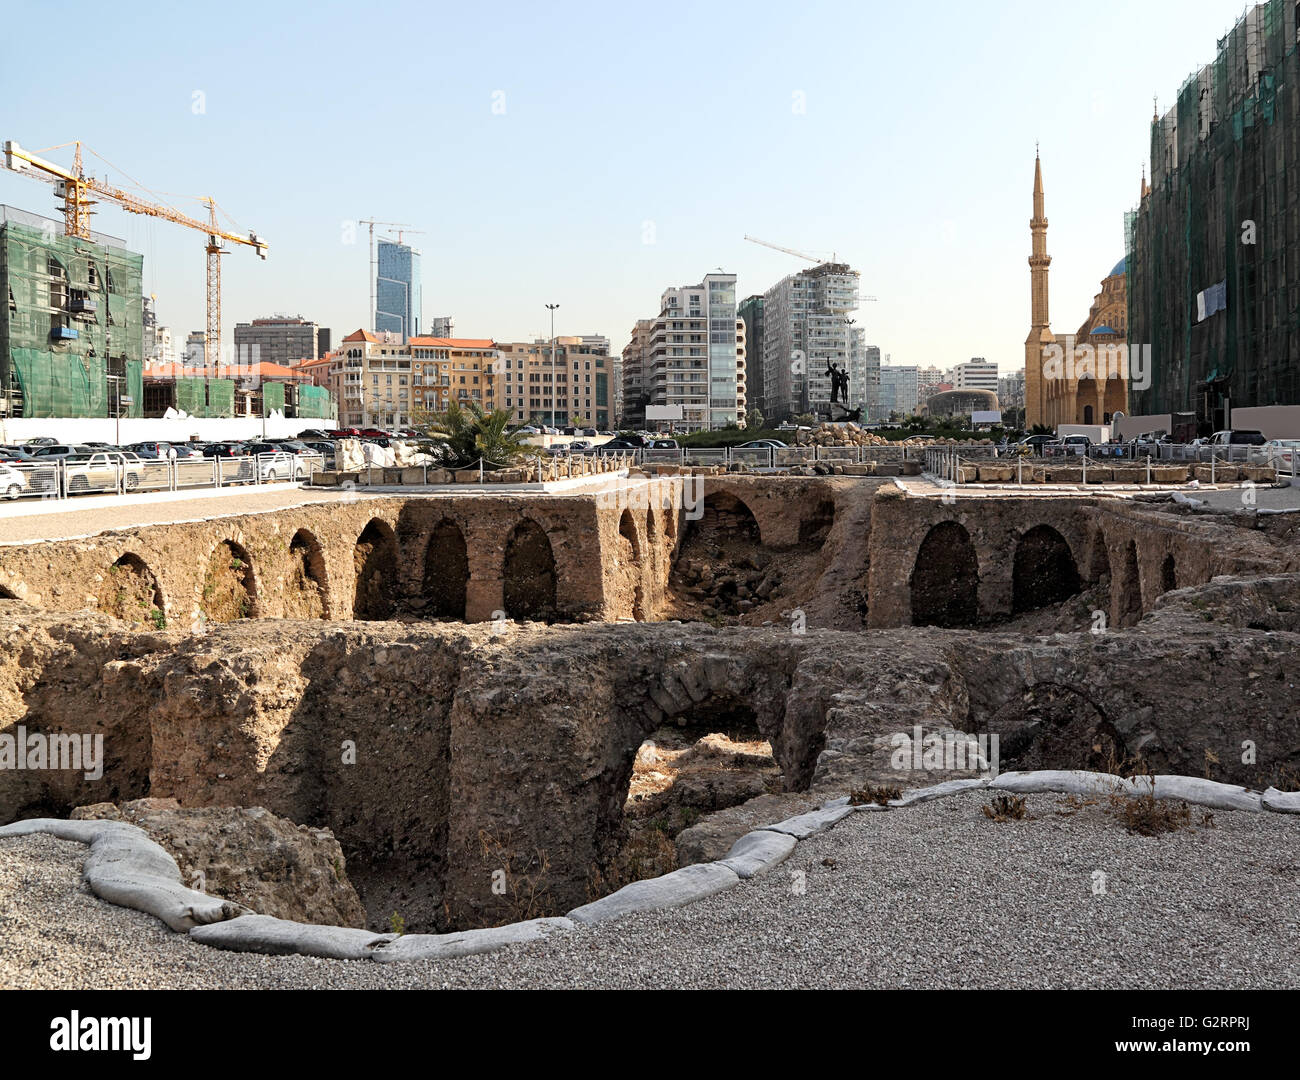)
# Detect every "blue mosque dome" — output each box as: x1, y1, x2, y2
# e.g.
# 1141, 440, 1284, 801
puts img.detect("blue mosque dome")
1108, 256, 1126, 278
